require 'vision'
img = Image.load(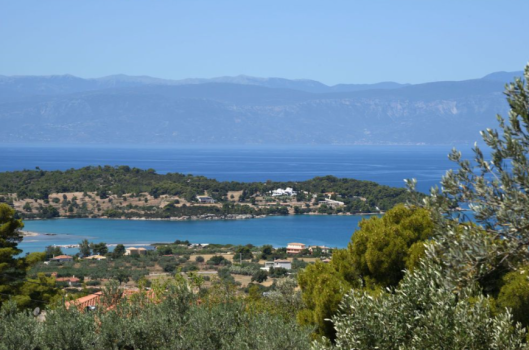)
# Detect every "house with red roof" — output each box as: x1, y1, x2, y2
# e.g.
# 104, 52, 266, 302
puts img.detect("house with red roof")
50, 255, 73, 262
